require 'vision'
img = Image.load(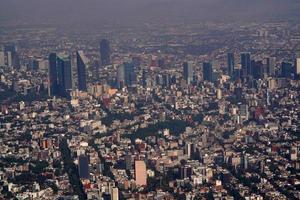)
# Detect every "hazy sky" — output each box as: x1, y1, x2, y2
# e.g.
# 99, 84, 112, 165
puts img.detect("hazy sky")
0, 0, 299, 26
